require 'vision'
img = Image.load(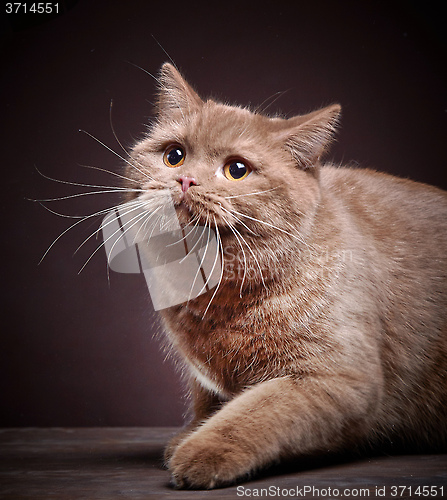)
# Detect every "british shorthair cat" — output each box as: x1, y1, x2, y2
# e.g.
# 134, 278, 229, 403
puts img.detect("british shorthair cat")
125, 63, 447, 489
